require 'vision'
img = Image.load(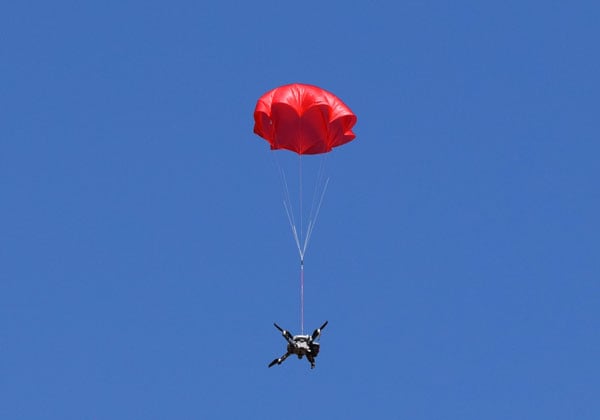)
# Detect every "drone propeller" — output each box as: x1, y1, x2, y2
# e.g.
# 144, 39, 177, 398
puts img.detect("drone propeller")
274, 323, 294, 342
268, 352, 291, 368
311, 321, 328, 340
